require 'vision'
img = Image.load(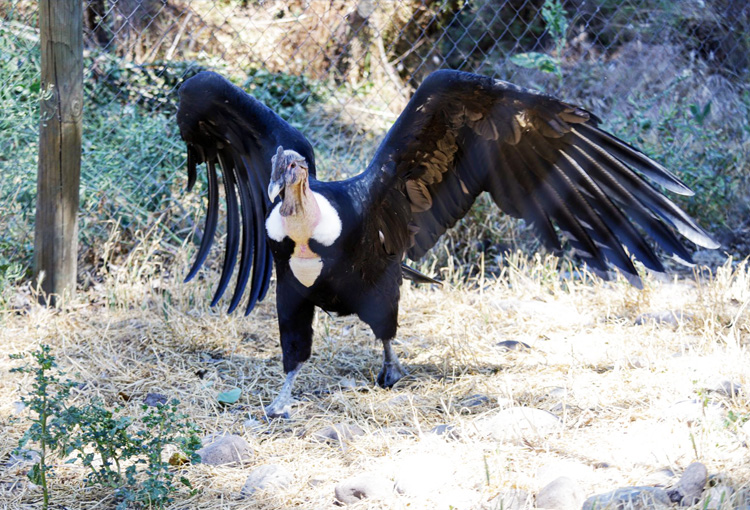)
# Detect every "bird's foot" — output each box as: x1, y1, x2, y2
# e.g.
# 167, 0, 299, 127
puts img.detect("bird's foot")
264, 394, 295, 419
263, 364, 302, 419
377, 360, 408, 388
